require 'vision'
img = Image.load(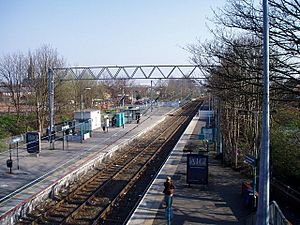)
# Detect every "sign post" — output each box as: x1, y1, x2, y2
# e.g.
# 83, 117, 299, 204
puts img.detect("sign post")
244, 154, 257, 208
7, 144, 13, 174
61, 125, 69, 150
11, 137, 22, 170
